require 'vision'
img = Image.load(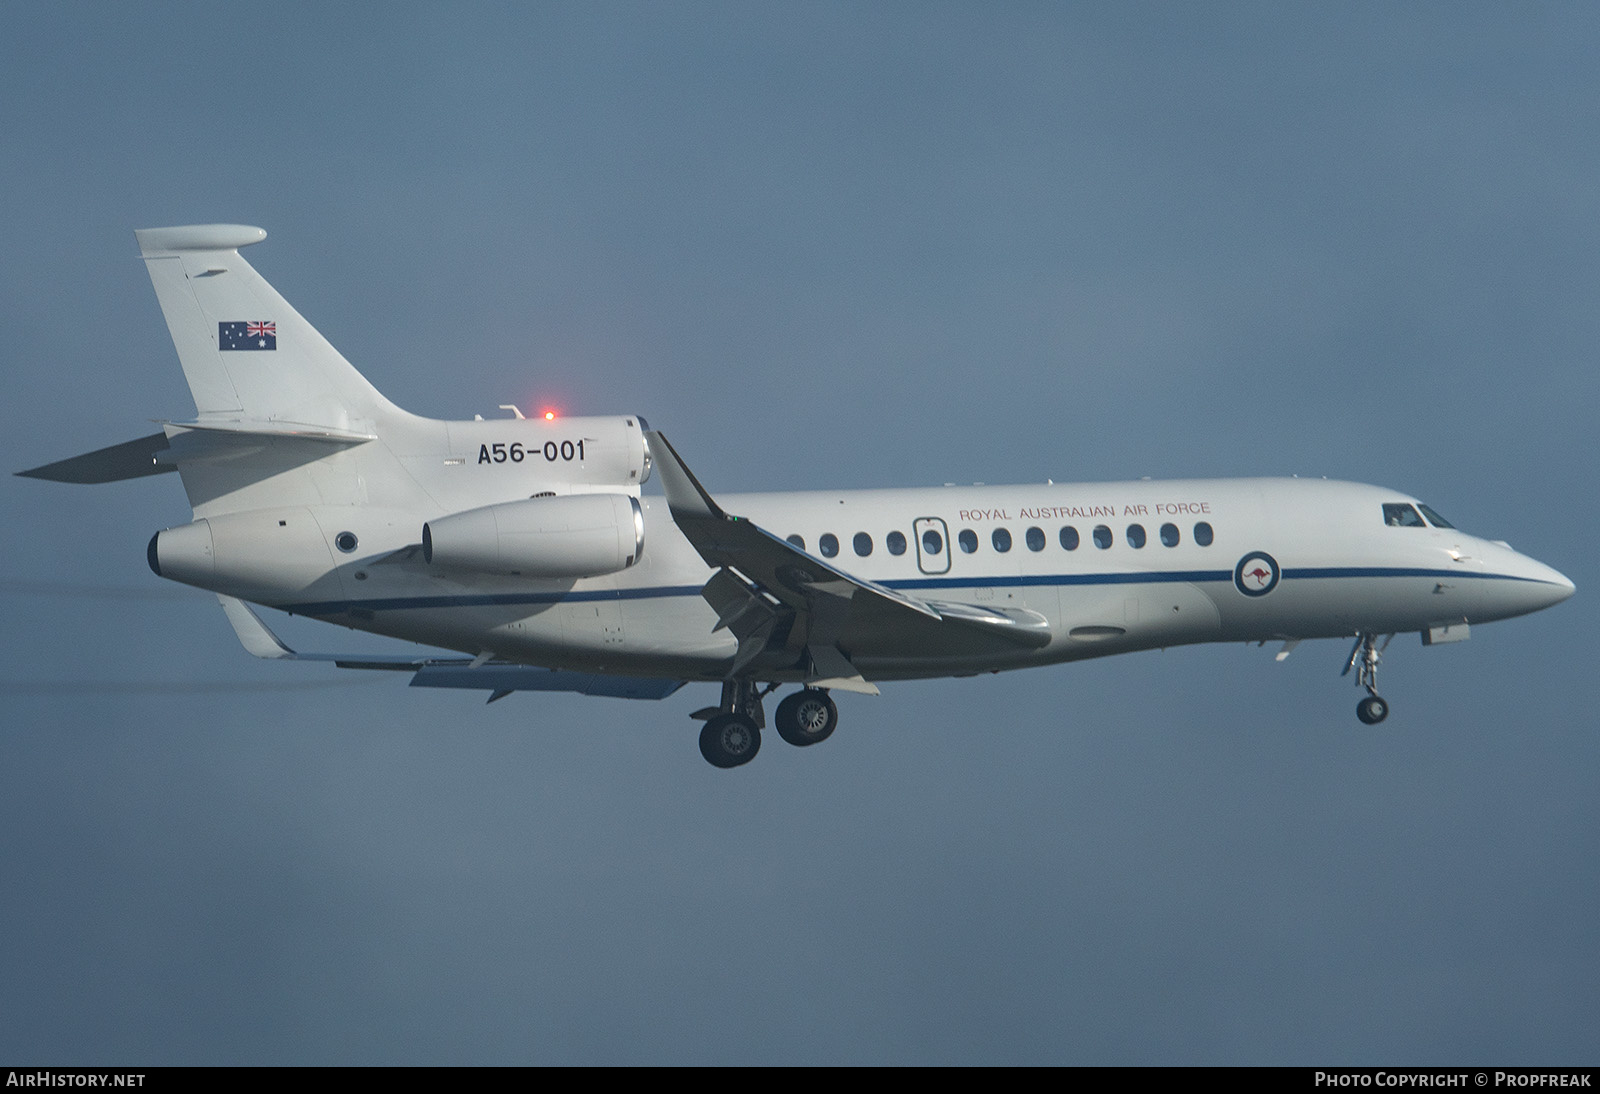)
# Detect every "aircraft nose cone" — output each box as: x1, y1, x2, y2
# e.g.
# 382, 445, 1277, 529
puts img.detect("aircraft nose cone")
1541, 565, 1576, 606
1515, 557, 1575, 614
1474, 544, 1574, 622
